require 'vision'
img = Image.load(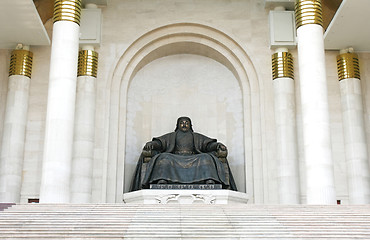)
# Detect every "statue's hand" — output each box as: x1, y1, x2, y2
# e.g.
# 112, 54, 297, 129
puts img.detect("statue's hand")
143, 140, 161, 157
143, 142, 155, 157
143, 142, 154, 151
216, 143, 228, 158
217, 143, 227, 151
